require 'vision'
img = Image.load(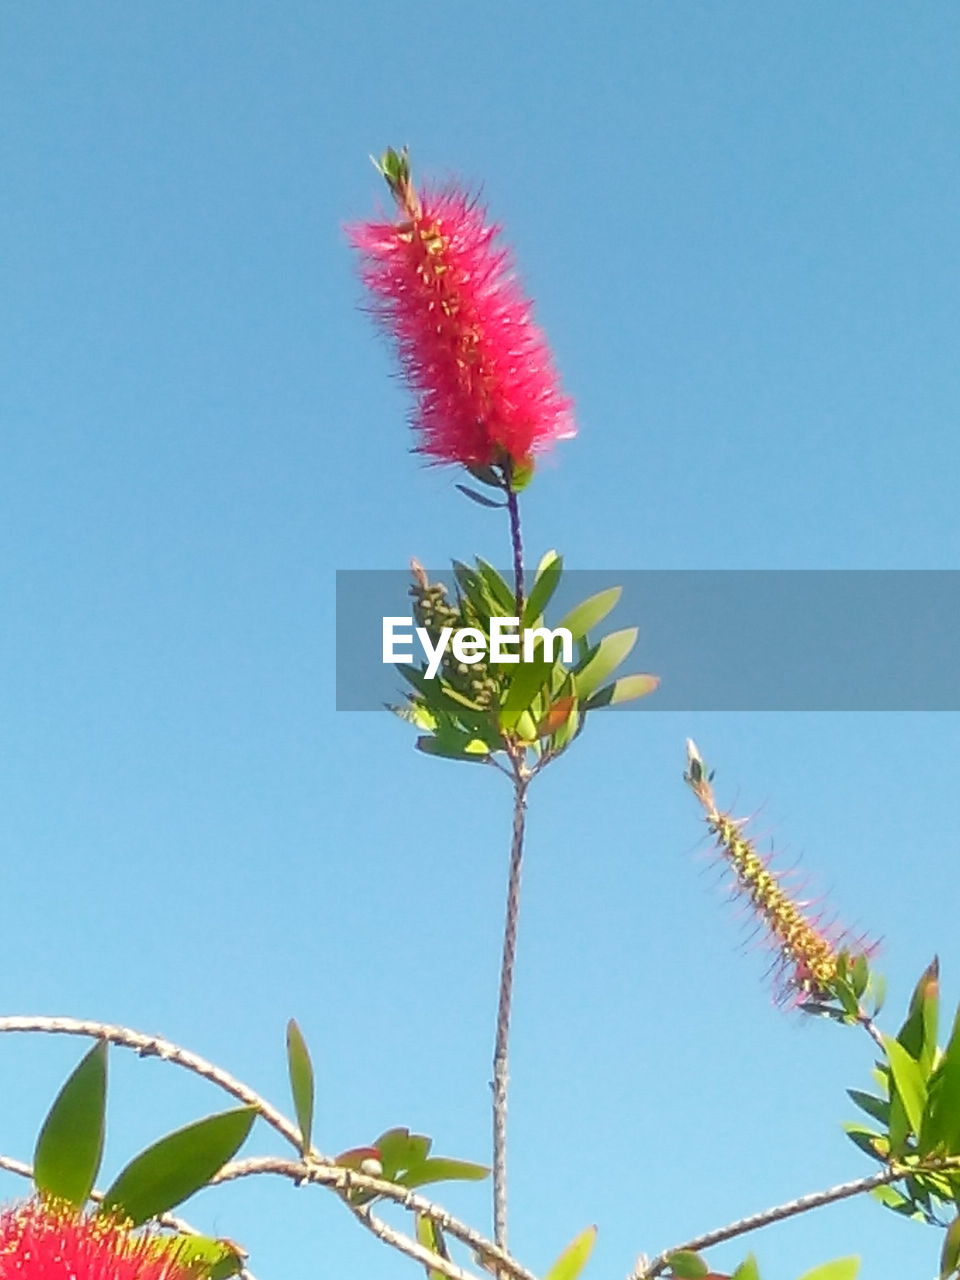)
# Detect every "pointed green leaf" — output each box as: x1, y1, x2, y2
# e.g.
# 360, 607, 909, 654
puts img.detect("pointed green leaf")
100, 1107, 256, 1226
731, 1257, 761, 1280
574, 628, 638, 700
388, 701, 438, 731
375, 1128, 432, 1180
921, 1002, 960, 1155
475, 560, 517, 614
416, 735, 491, 762
415, 1213, 450, 1280
556, 588, 621, 642
850, 954, 869, 998
883, 1034, 926, 1137
395, 1157, 490, 1189
842, 1123, 888, 1163
584, 673, 659, 709
942, 1214, 960, 1279
870, 972, 887, 1016
34, 1041, 108, 1206
899, 956, 939, 1075
172, 1236, 247, 1280
870, 1184, 925, 1219
522, 554, 563, 627
465, 464, 505, 490
795, 1258, 859, 1280
543, 1226, 597, 1280
286, 1019, 314, 1156
455, 485, 506, 509
846, 1088, 889, 1125
452, 561, 500, 621
499, 641, 556, 730
665, 1251, 709, 1278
